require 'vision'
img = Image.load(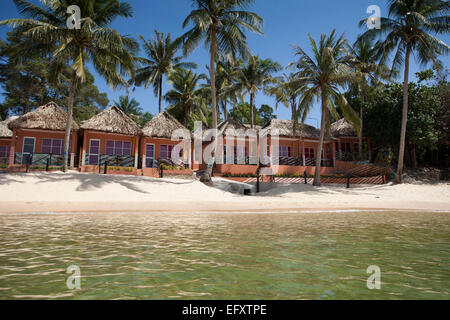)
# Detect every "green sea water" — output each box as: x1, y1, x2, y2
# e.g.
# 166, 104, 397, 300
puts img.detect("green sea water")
0, 211, 449, 299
